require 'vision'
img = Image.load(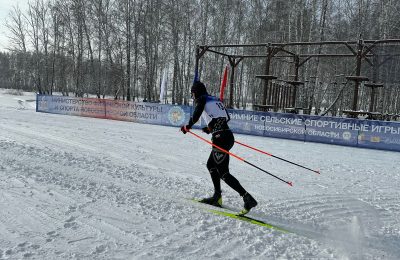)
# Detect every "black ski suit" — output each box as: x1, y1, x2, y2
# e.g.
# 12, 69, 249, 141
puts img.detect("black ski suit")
186, 94, 247, 197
